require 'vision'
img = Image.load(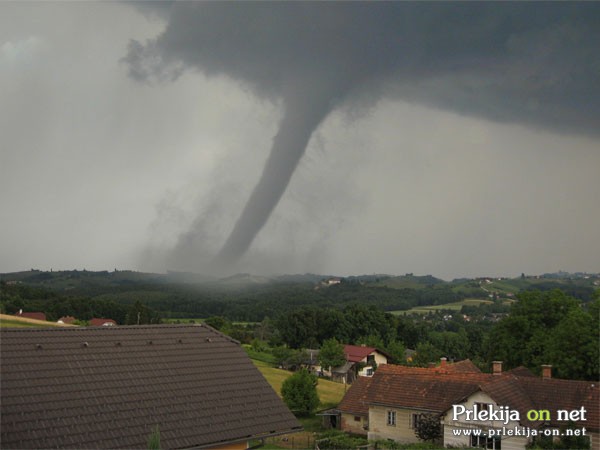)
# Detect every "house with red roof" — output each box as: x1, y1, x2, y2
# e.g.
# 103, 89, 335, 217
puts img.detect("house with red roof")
343, 344, 389, 376
308, 344, 390, 384
89, 318, 117, 327
320, 344, 390, 384
57, 316, 76, 324
337, 360, 599, 449
337, 358, 482, 437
